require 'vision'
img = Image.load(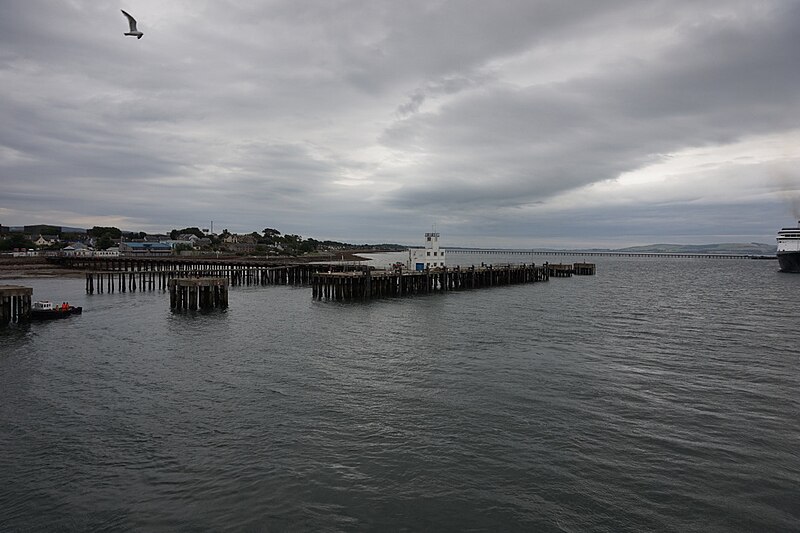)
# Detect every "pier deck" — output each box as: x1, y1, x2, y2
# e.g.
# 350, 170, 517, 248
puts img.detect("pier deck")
1, 285, 34, 325
50, 256, 595, 301
168, 278, 229, 311
312, 264, 554, 300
